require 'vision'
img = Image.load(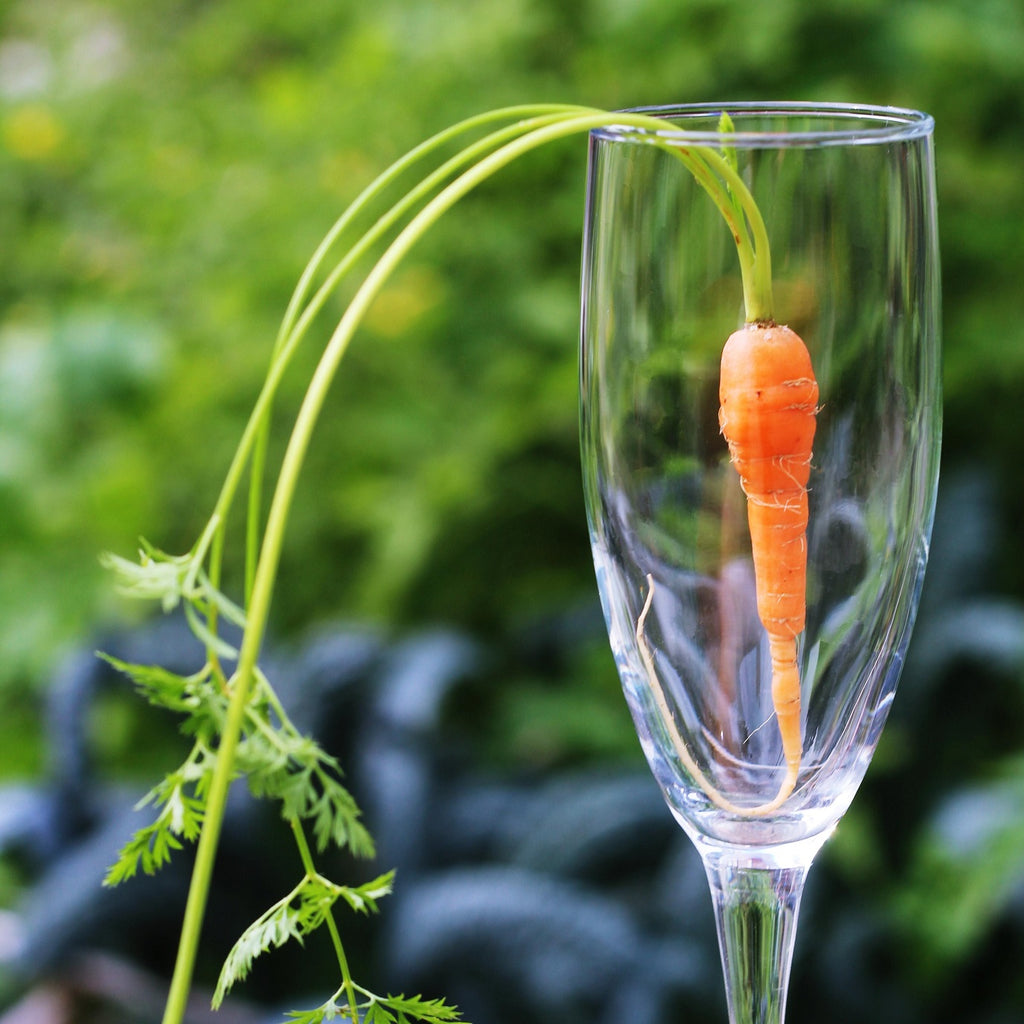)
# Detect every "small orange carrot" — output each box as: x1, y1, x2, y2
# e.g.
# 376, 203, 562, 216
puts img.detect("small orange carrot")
718, 322, 818, 805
